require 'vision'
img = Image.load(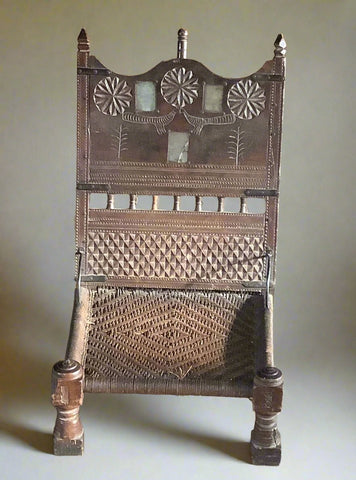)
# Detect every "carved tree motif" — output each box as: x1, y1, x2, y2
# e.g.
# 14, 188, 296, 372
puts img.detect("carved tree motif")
228, 127, 245, 165
94, 76, 132, 116
111, 124, 128, 161
161, 67, 199, 110
227, 80, 265, 120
